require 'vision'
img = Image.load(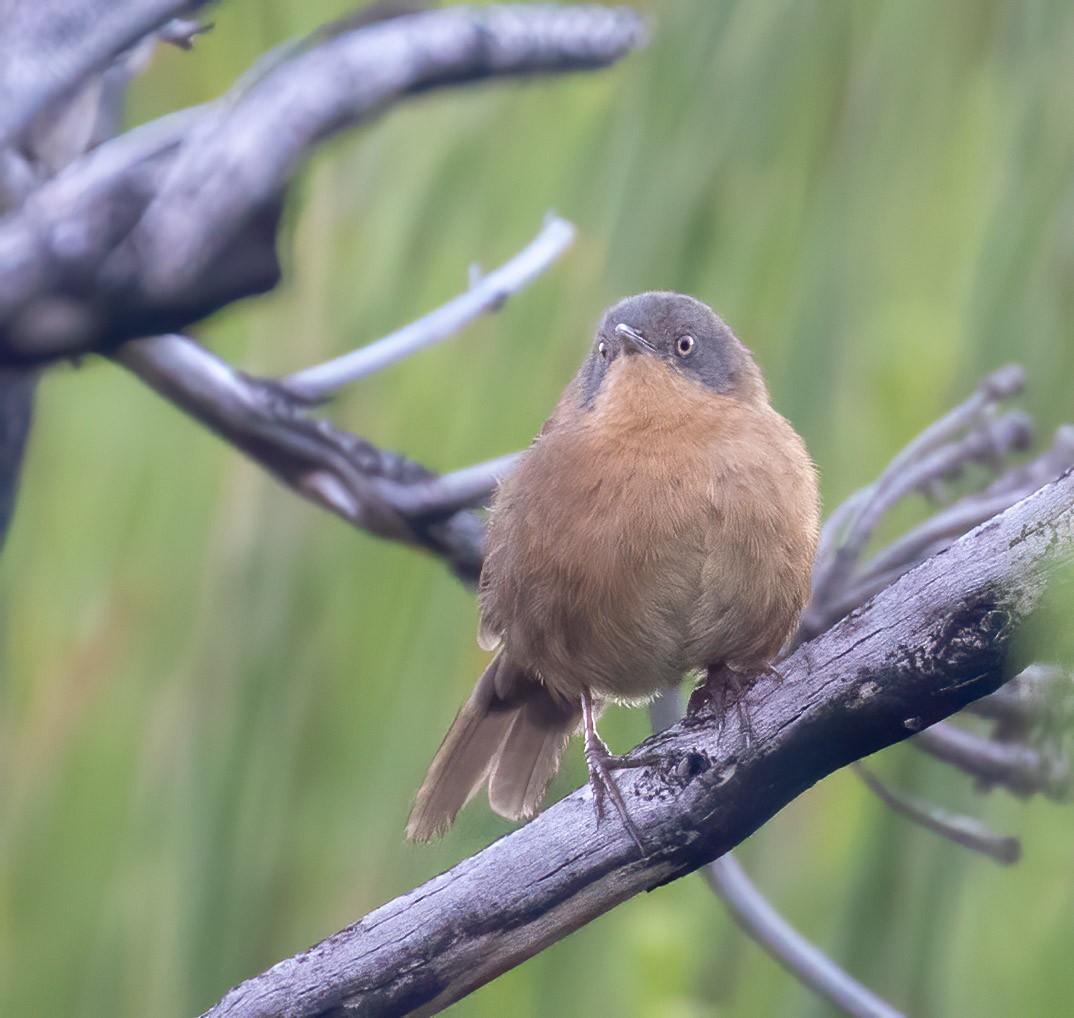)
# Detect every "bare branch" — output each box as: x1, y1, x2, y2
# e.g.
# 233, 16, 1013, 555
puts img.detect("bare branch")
913, 721, 1071, 800
385, 453, 522, 520
130, 6, 640, 304
0, 0, 207, 150
852, 764, 1020, 865
283, 215, 576, 401
899, 408, 1033, 498
653, 697, 908, 1017
703, 854, 906, 1018
811, 480, 1074, 644
0, 5, 645, 364
800, 395, 1074, 645
987, 424, 1074, 497
113, 333, 492, 580
200, 466, 1074, 1018
109, 212, 573, 578
810, 365, 1024, 615
859, 428, 1074, 583
0, 2, 204, 549
804, 483, 1046, 643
